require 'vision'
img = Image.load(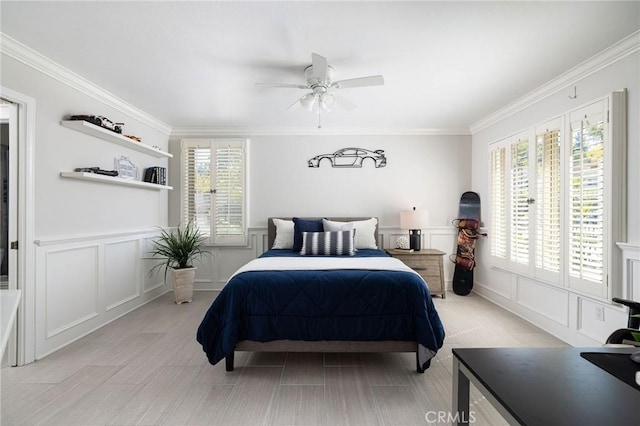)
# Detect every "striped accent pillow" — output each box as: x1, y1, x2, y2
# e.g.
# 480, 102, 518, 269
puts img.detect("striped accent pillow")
300, 230, 355, 256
